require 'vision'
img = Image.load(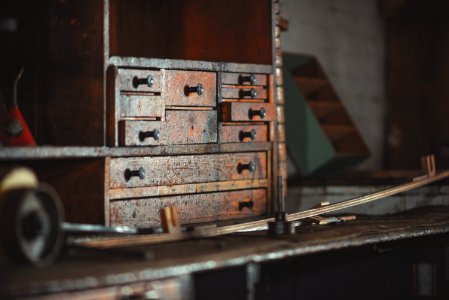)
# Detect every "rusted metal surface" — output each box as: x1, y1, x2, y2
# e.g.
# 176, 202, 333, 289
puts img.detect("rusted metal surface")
110, 189, 267, 227
119, 94, 164, 118
108, 179, 269, 199
221, 124, 268, 143
109, 152, 267, 189
2, 207, 449, 298
222, 73, 267, 86
117, 69, 162, 92
221, 102, 275, 122
119, 110, 217, 146
222, 86, 267, 100
164, 70, 216, 107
